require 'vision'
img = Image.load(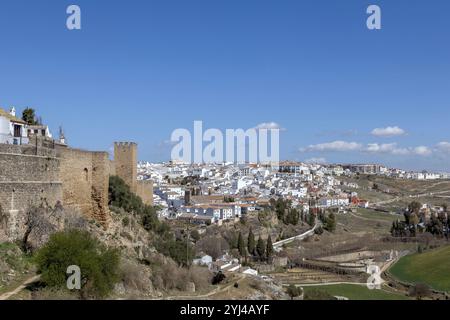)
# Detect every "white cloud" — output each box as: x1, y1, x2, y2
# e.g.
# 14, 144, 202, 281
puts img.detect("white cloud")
371, 126, 406, 137
413, 146, 432, 156
254, 122, 285, 131
304, 157, 327, 164
364, 143, 431, 156
436, 141, 450, 153
391, 148, 411, 156
300, 140, 432, 157
300, 141, 362, 152
365, 143, 397, 153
